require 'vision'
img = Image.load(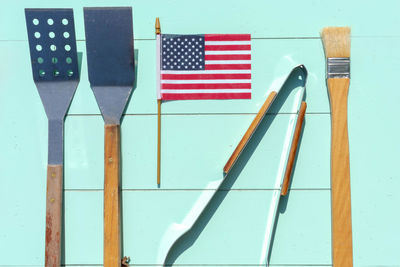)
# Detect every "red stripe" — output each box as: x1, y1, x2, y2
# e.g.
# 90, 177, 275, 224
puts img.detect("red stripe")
204, 34, 251, 41
162, 92, 251, 100
161, 73, 251, 80
205, 45, 251, 51
162, 83, 251, 89
205, 54, 251, 60
205, 64, 251, 70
